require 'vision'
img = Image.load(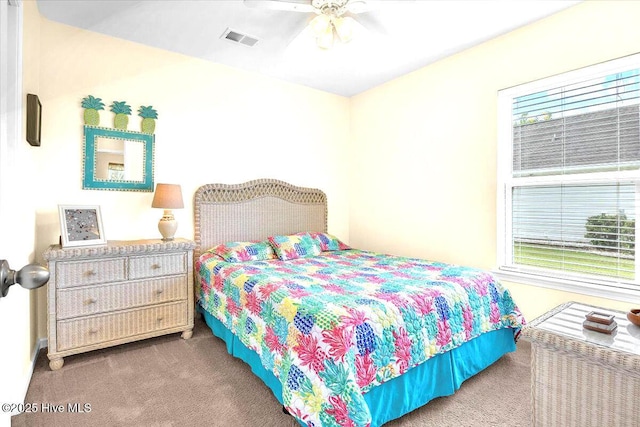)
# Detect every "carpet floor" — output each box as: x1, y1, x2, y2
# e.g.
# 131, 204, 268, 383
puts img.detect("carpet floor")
13, 316, 531, 427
